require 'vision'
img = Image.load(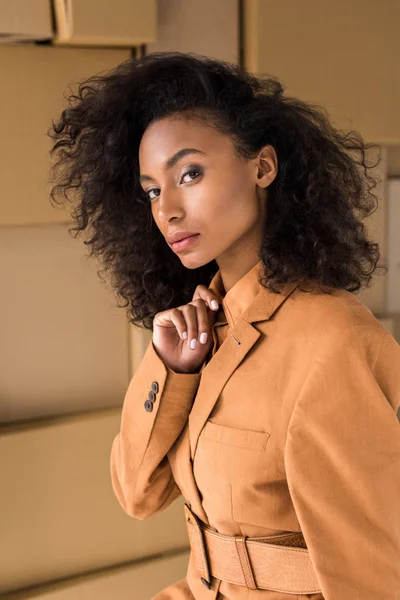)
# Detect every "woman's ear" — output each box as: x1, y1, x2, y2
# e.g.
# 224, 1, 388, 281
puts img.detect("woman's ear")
255, 144, 278, 188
